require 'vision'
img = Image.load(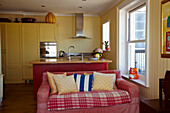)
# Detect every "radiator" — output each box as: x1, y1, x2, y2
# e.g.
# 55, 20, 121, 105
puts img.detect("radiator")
0, 74, 3, 102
